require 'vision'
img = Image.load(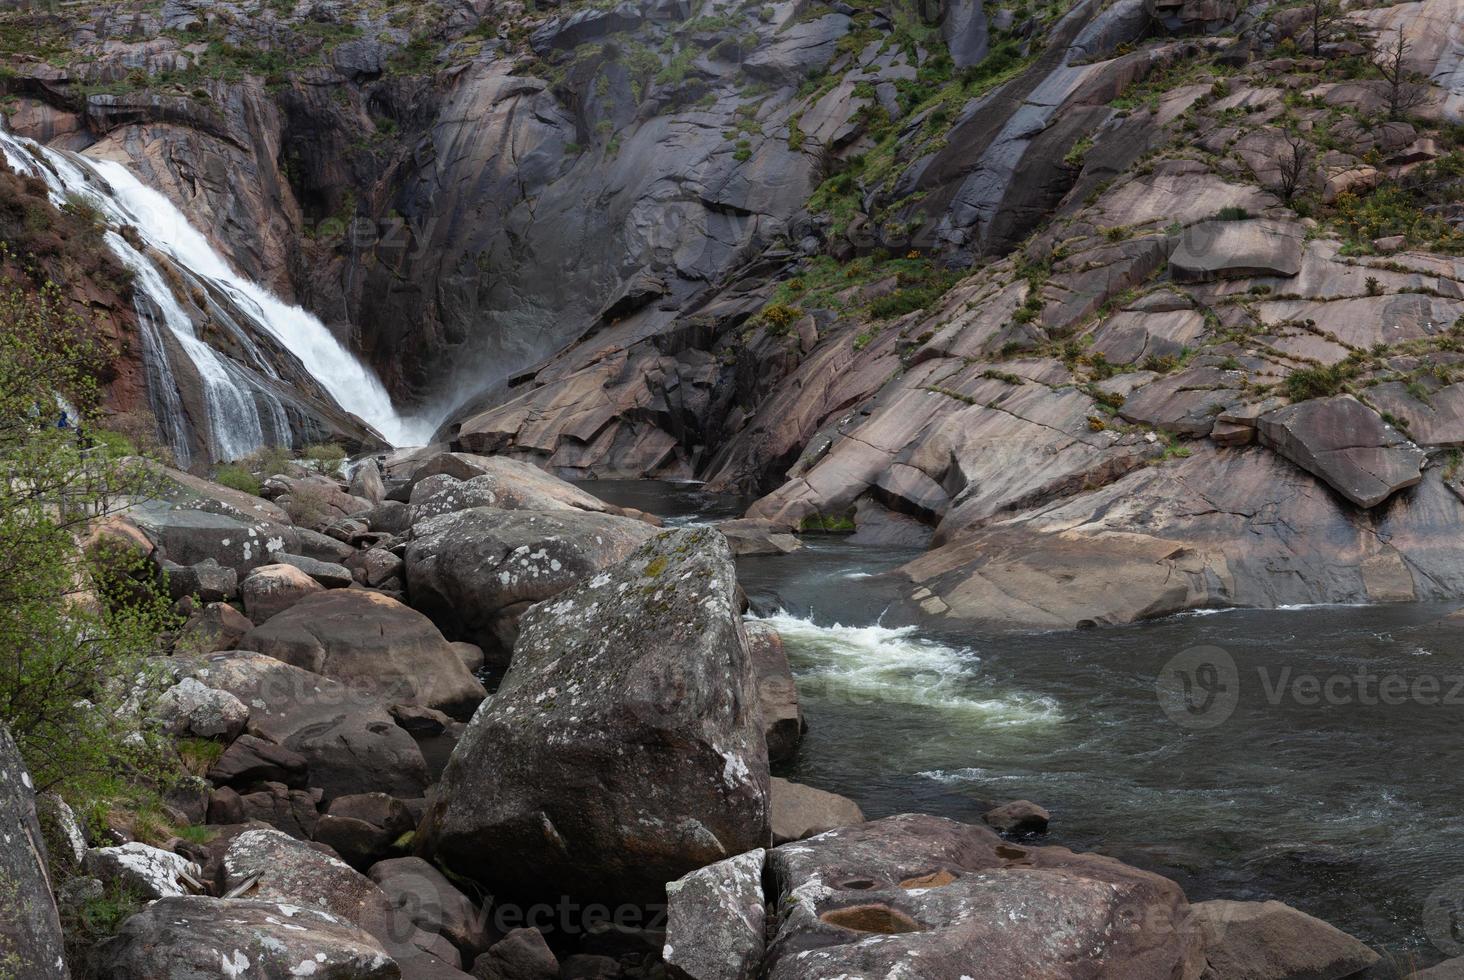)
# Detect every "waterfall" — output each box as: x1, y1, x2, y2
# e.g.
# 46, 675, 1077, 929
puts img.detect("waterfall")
0, 125, 430, 460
